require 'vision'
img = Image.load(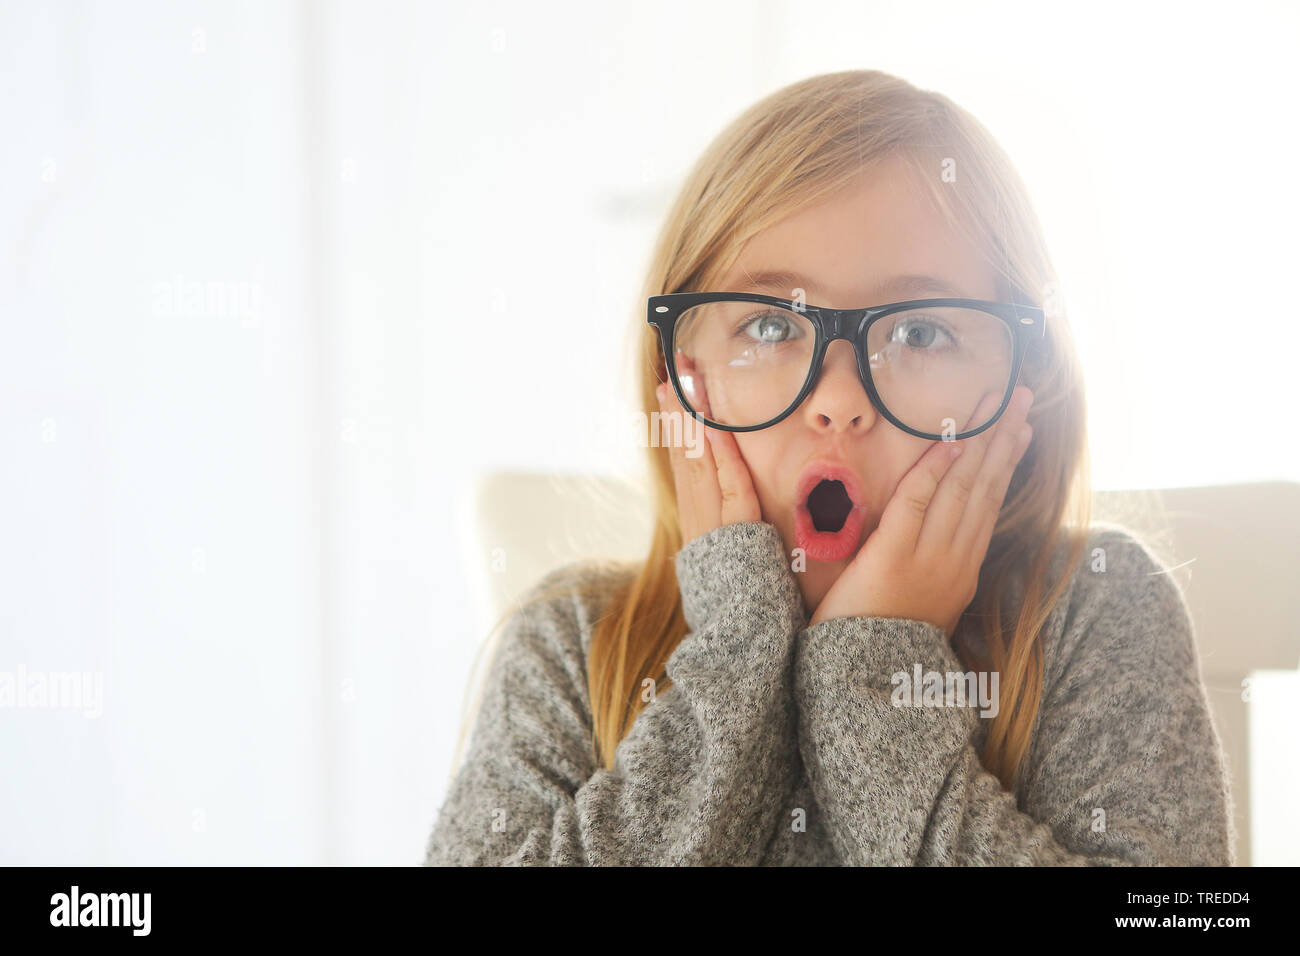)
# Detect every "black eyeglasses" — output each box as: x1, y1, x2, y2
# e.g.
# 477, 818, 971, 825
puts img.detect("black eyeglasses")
648, 291, 1044, 441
